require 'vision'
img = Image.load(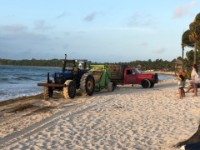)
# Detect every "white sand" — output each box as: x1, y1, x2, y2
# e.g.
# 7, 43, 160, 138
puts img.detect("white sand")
0, 79, 200, 150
